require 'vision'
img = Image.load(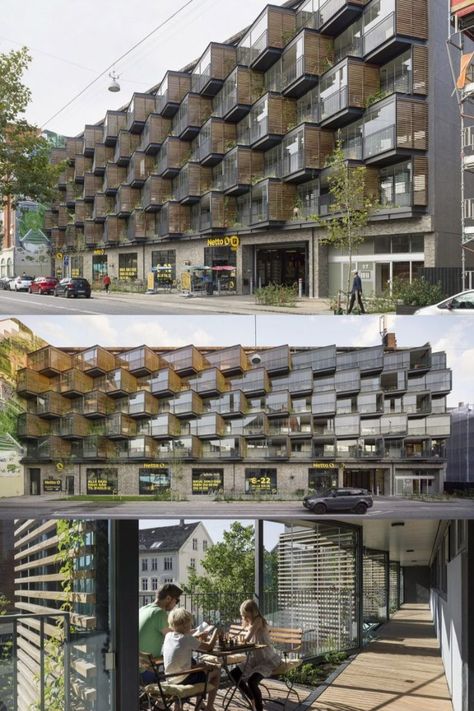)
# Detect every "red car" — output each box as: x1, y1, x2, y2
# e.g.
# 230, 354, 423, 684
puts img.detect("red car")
29, 276, 59, 295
